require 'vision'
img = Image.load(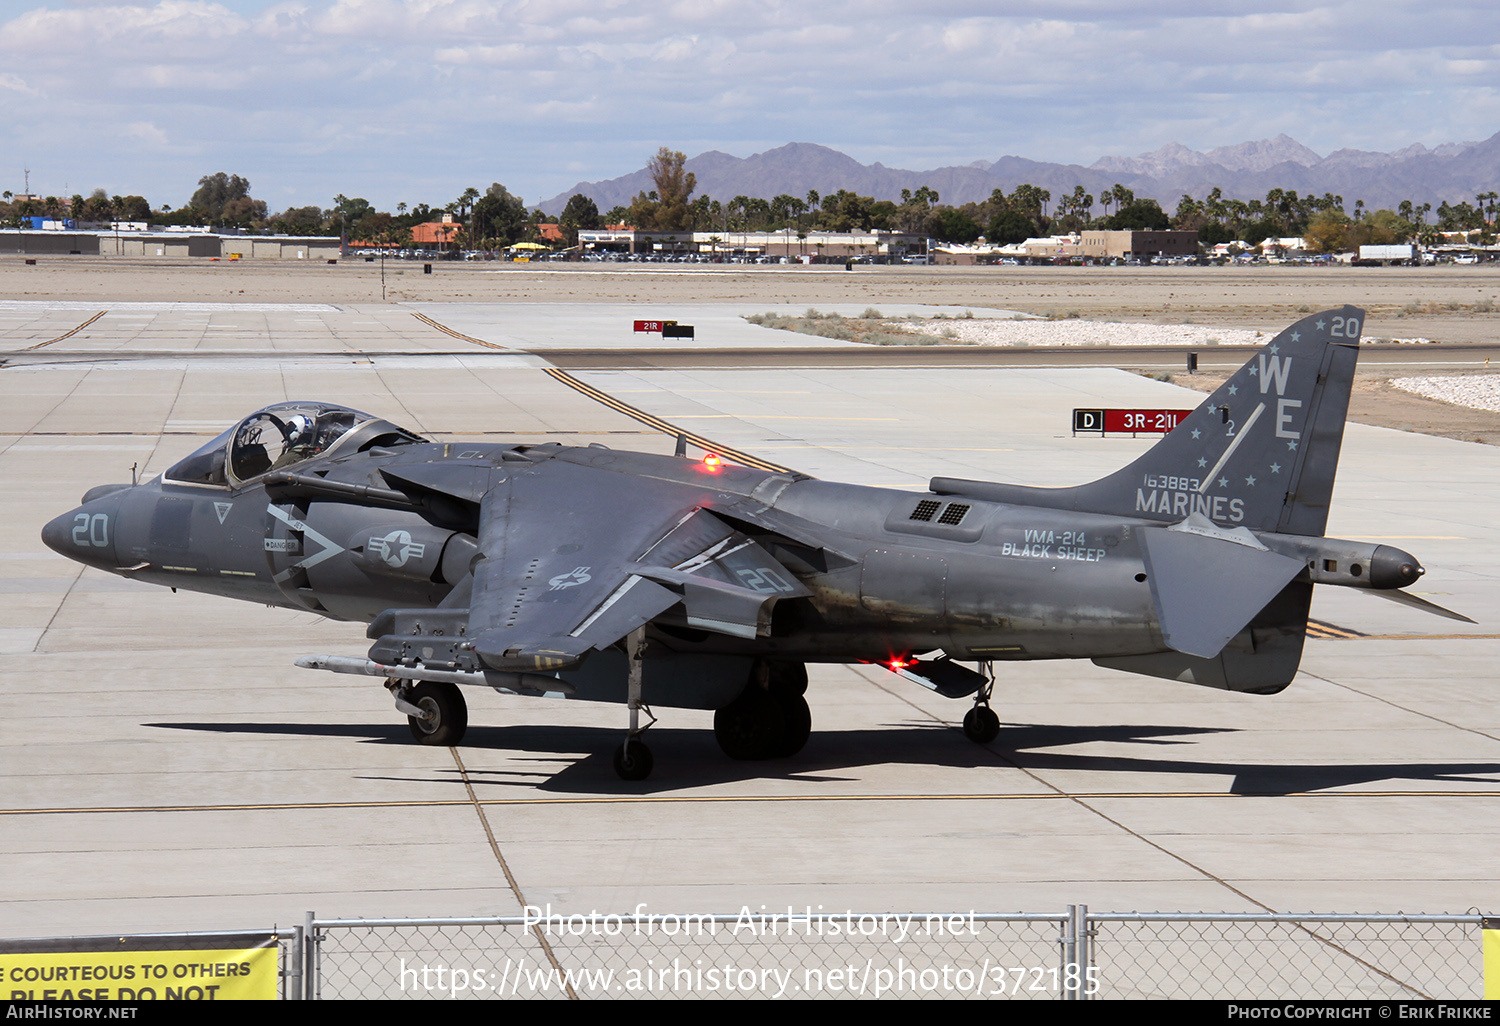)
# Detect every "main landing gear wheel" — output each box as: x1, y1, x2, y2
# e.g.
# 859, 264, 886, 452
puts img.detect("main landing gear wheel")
771, 692, 811, 757
715, 685, 785, 760
767, 660, 810, 758
404, 681, 468, 746
715, 661, 812, 760
963, 705, 1000, 744
613, 739, 653, 781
